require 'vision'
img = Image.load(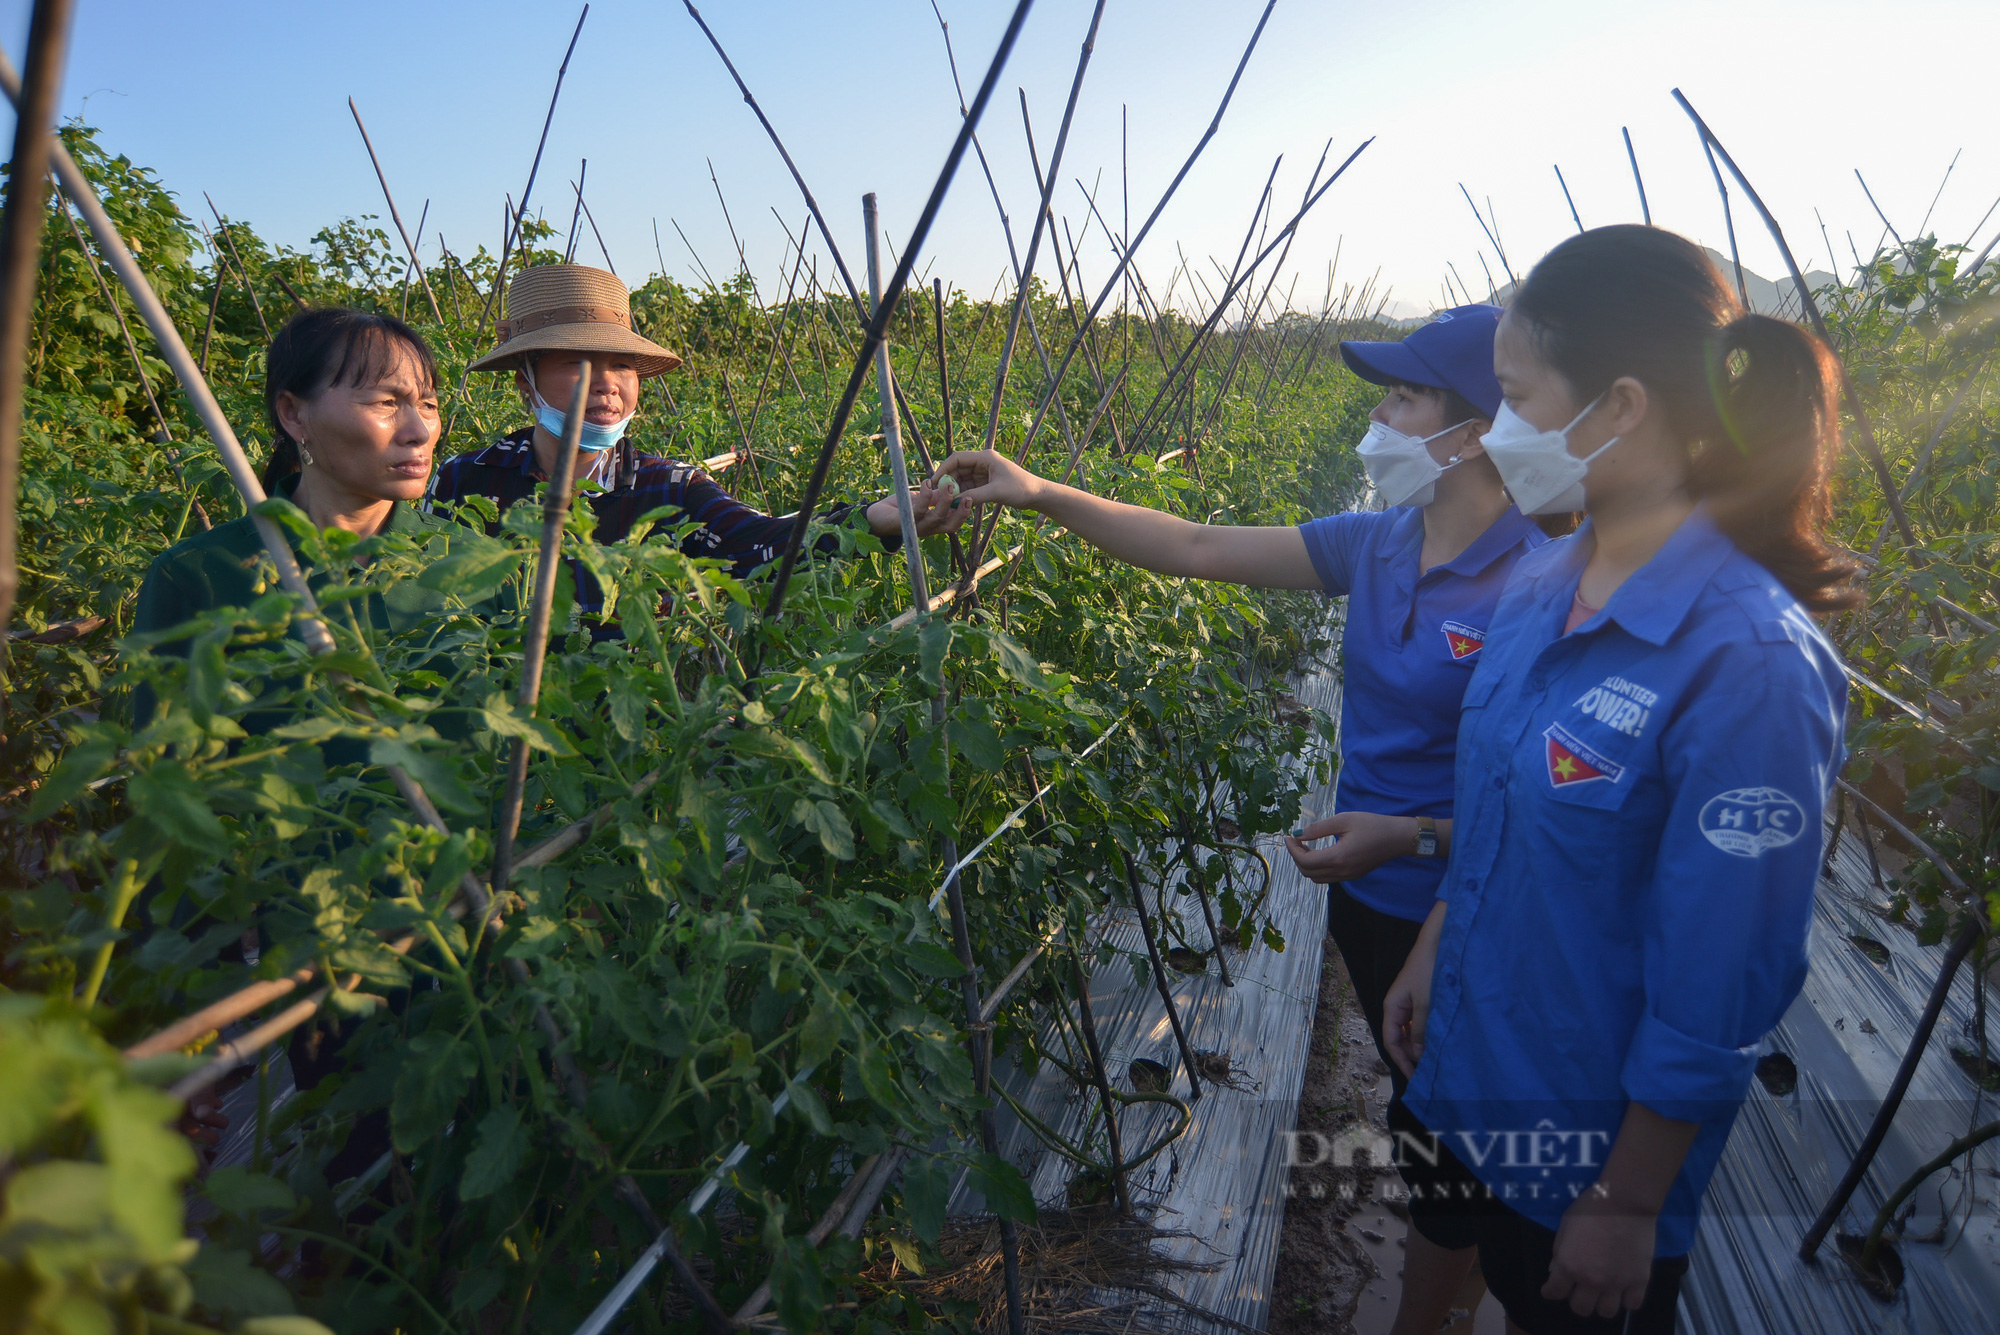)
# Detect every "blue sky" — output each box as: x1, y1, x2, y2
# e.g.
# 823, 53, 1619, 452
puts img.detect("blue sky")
5, 0, 1996, 317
